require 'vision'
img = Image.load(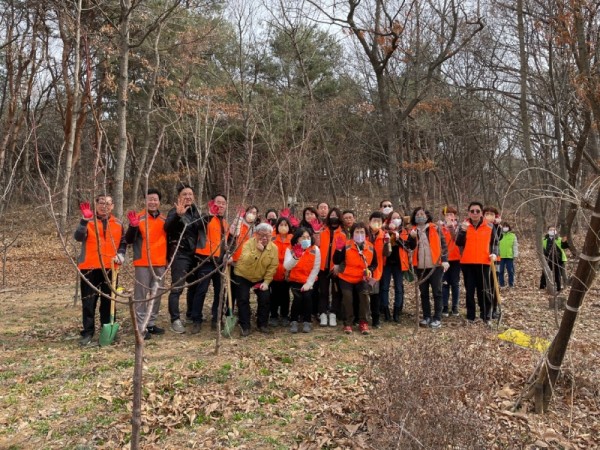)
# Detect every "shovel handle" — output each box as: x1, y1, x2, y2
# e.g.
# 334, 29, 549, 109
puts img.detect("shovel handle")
110, 260, 118, 319
226, 266, 233, 310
